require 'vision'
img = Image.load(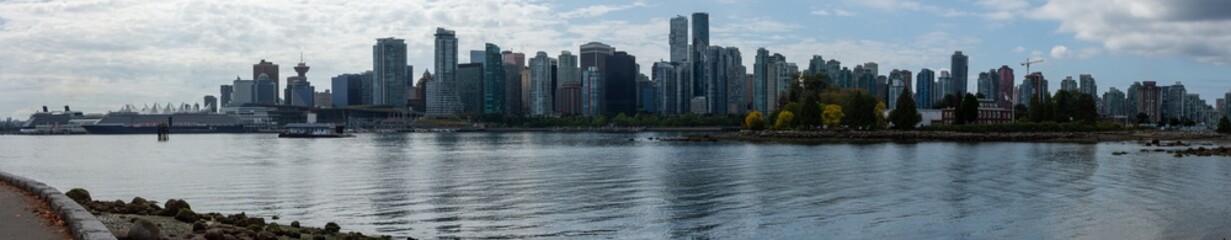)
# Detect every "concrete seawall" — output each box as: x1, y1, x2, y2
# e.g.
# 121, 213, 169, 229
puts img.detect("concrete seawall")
0, 171, 116, 240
